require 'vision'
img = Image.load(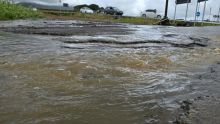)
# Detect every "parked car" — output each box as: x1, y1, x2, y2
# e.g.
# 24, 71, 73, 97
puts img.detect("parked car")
97, 8, 105, 14
141, 9, 161, 19
104, 6, 123, 16
80, 7, 94, 14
